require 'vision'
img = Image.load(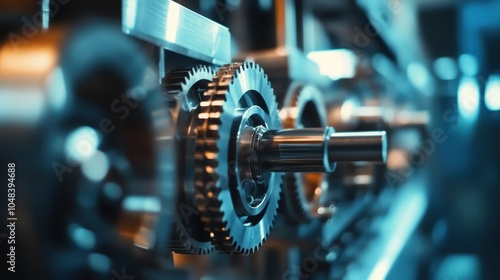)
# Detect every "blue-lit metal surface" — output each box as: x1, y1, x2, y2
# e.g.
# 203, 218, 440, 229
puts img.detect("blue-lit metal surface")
345, 179, 427, 280
122, 0, 231, 65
